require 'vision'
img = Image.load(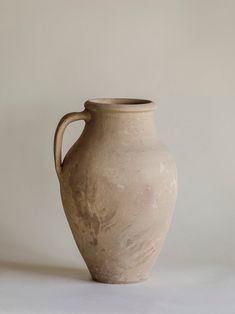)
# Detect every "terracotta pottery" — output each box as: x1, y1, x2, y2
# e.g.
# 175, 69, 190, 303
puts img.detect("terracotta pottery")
54, 98, 177, 284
